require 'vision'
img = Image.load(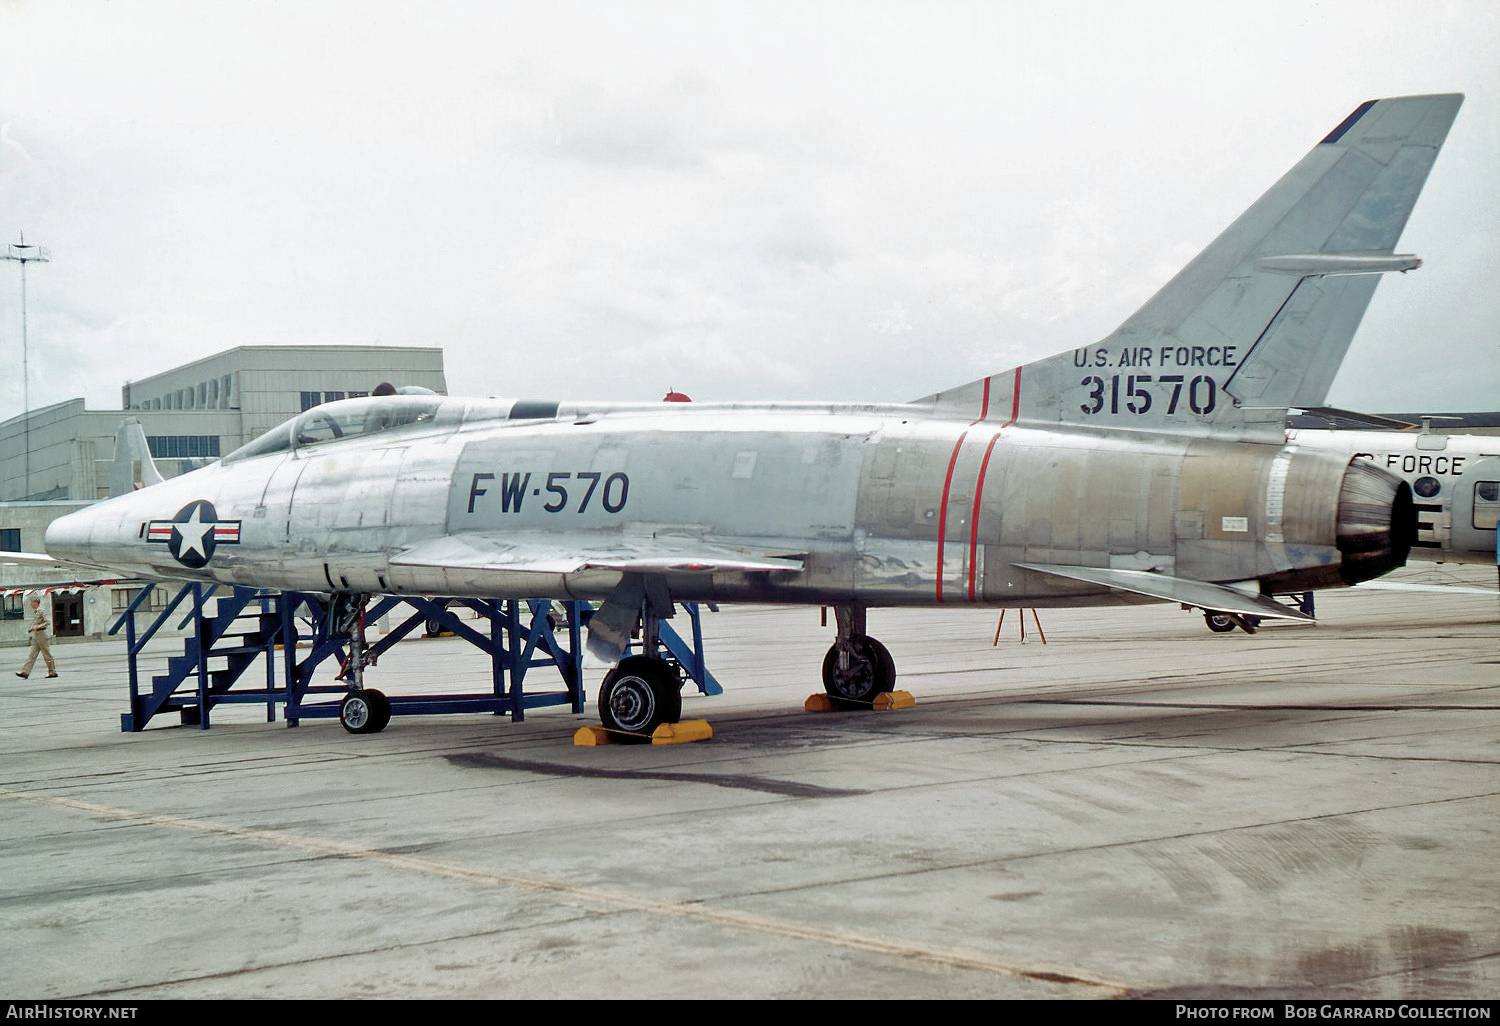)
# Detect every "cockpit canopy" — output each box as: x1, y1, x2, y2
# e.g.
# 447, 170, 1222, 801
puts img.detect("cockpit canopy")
223, 395, 459, 463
